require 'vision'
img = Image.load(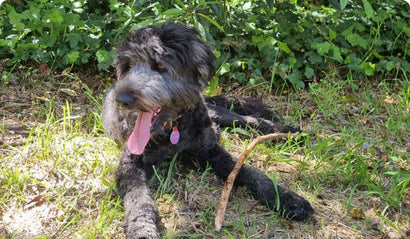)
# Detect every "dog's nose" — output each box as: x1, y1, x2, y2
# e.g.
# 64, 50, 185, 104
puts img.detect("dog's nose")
116, 93, 135, 108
